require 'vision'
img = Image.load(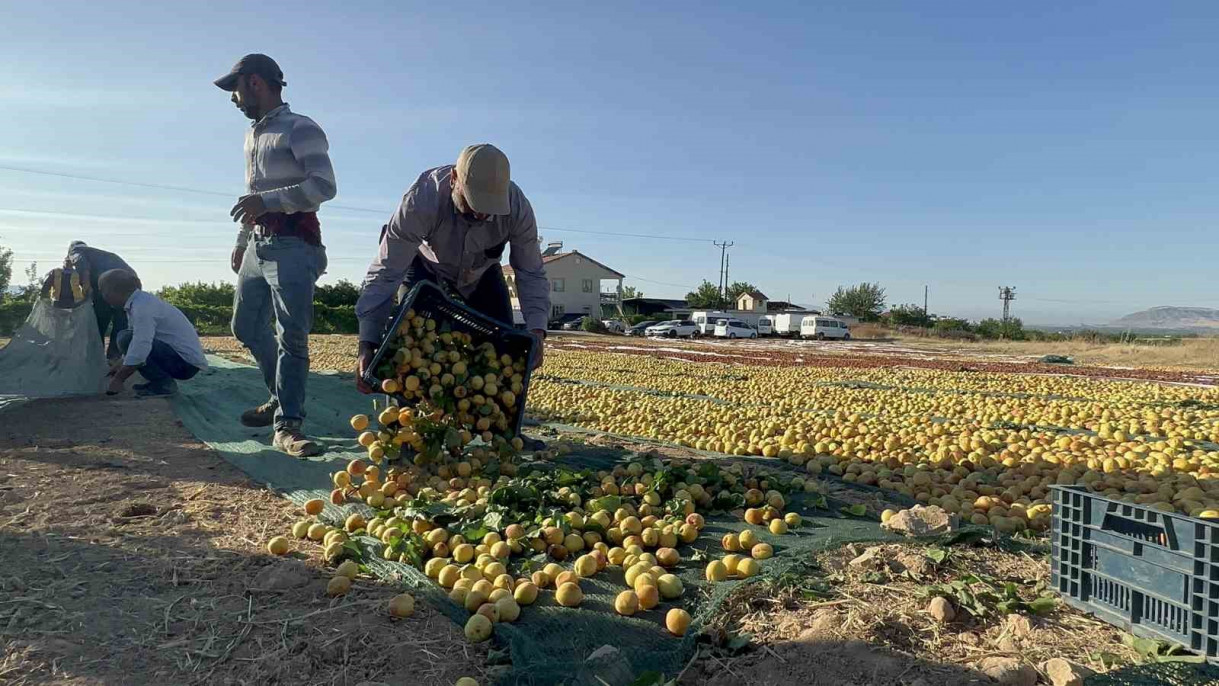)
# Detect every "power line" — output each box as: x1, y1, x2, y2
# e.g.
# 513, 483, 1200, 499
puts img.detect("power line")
0, 165, 722, 244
